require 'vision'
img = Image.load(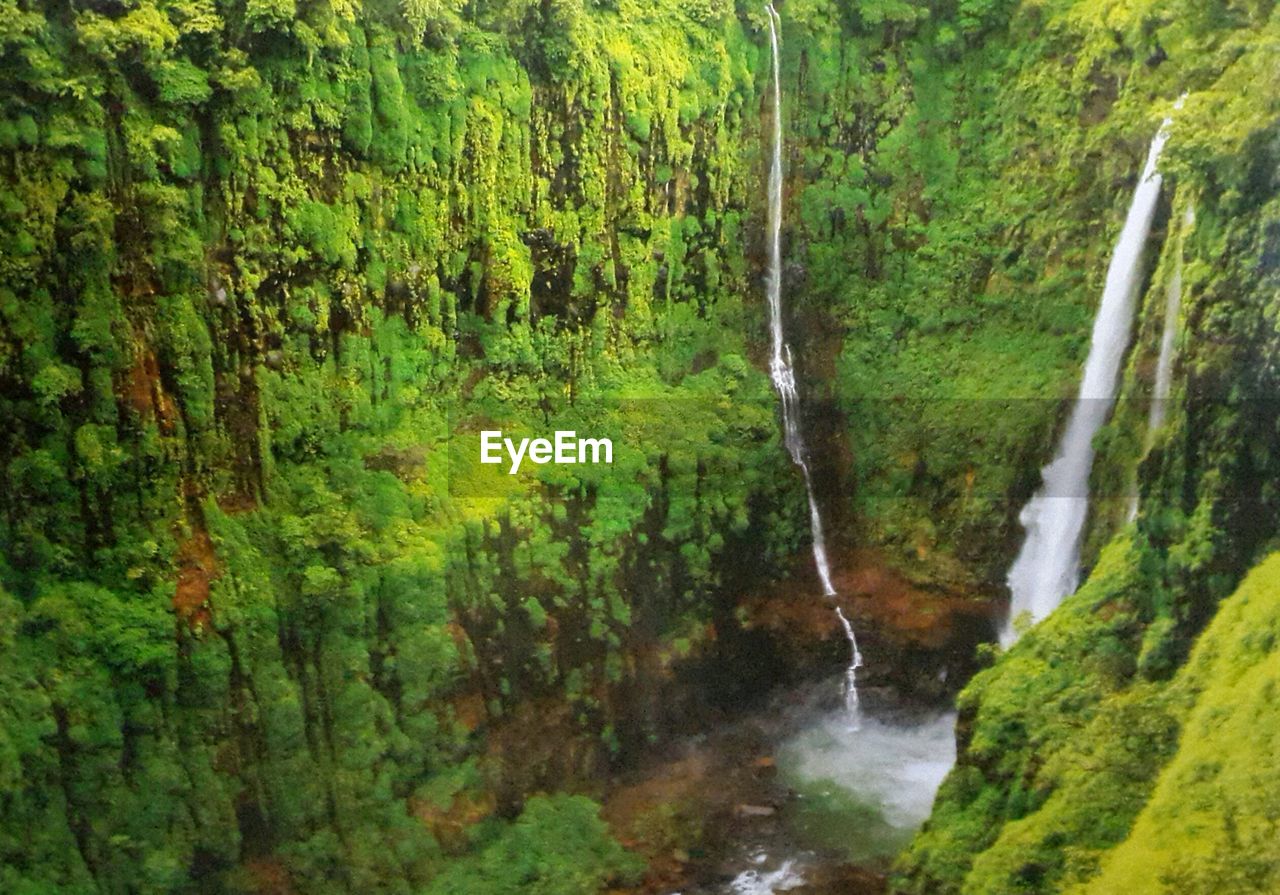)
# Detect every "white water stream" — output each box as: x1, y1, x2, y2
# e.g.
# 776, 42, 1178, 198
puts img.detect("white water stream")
1127, 203, 1195, 521
718, 707, 957, 895
763, 2, 861, 714
1148, 205, 1195, 435
712, 14, 953, 894
1002, 113, 1178, 645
